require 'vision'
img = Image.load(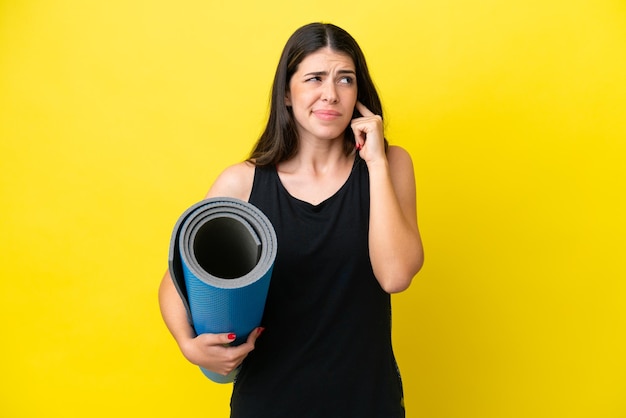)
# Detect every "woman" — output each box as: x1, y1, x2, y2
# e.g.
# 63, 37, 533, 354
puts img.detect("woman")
159, 22, 424, 417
